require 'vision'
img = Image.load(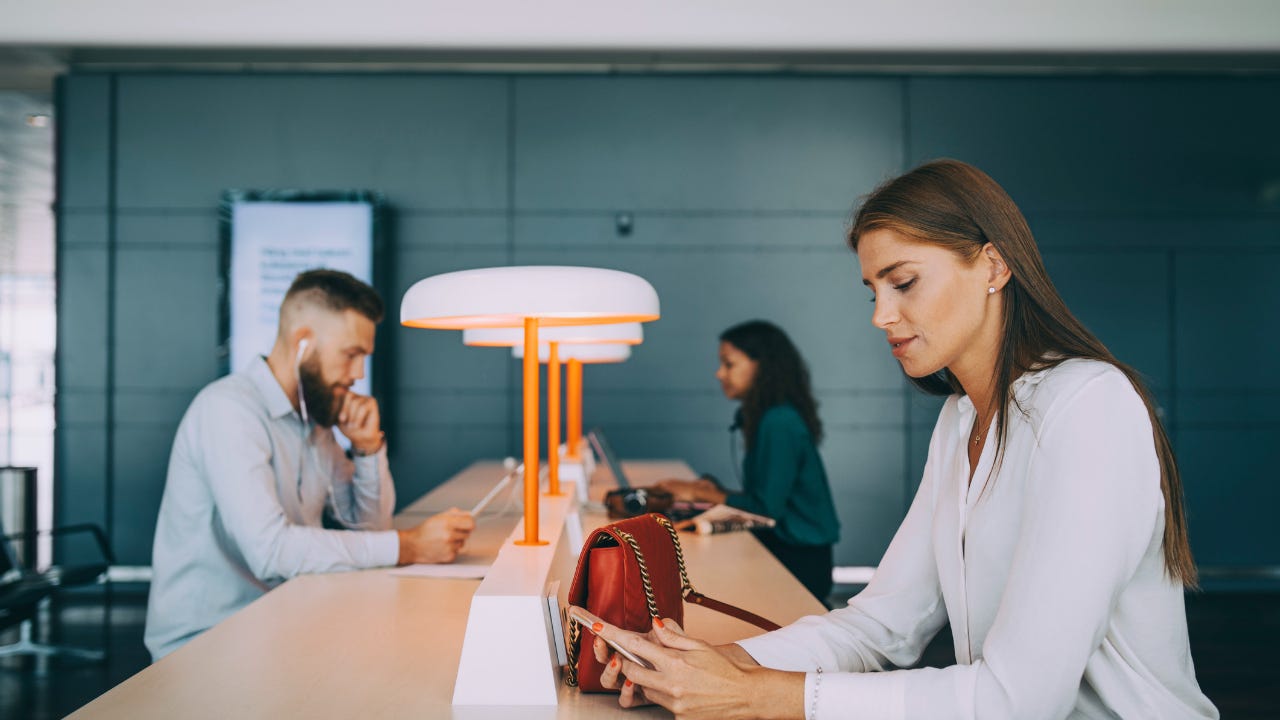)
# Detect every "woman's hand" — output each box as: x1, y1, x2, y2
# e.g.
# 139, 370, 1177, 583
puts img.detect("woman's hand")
593, 617, 803, 720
